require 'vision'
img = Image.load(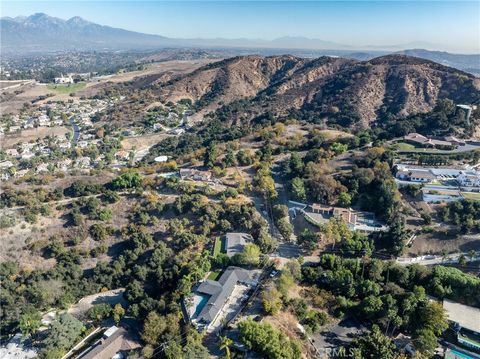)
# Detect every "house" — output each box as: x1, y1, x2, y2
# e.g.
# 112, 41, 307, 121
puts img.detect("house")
5, 148, 19, 158
404, 170, 436, 183
179, 168, 212, 182
0, 160, 14, 169
224, 233, 252, 257
394, 333, 416, 356
76, 326, 139, 359
154, 155, 169, 163
307, 204, 388, 233
36, 163, 49, 173
443, 299, 480, 353
404, 133, 429, 146
76, 157, 91, 169
186, 267, 259, 332
403, 133, 455, 149
15, 169, 29, 178
444, 136, 466, 146
457, 171, 480, 187
57, 159, 72, 172
54, 75, 73, 84
456, 104, 473, 122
